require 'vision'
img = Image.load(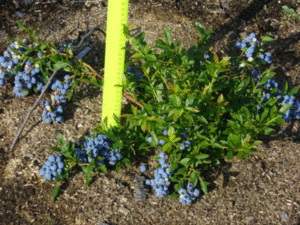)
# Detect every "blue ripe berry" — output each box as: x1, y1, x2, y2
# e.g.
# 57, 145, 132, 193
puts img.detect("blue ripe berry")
39, 167, 46, 175
158, 140, 165, 145
147, 136, 152, 143
60, 88, 67, 95
158, 152, 165, 158
0, 56, 5, 63
245, 51, 252, 58
204, 54, 210, 59
193, 189, 200, 197
235, 42, 241, 48
265, 56, 272, 64
45, 173, 52, 180
140, 165, 147, 173
37, 51, 42, 57
163, 130, 168, 136
159, 158, 166, 165
248, 47, 254, 54
250, 41, 256, 47
187, 183, 194, 190
251, 69, 259, 76
48, 154, 56, 162
179, 144, 185, 150
241, 41, 247, 48
57, 105, 63, 114
57, 162, 64, 169
265, 52, 271, 57
50, 163, 57, 171
258, 54, 264, 60
184, 140, 190, 147
248, 32, 255, 39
